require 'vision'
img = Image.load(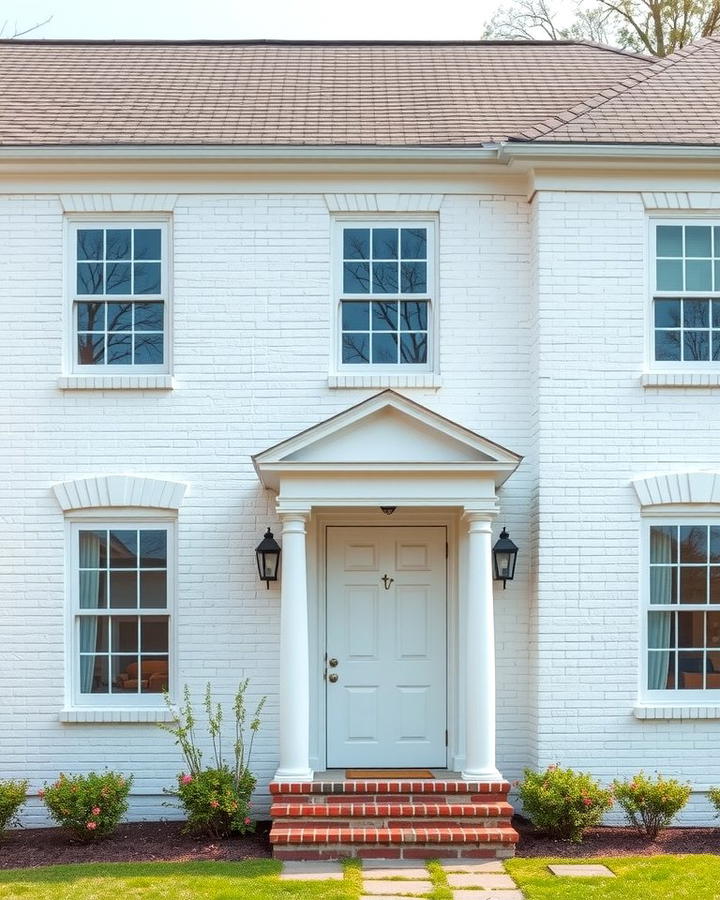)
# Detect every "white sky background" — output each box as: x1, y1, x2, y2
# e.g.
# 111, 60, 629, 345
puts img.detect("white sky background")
2, 0, 510, 40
